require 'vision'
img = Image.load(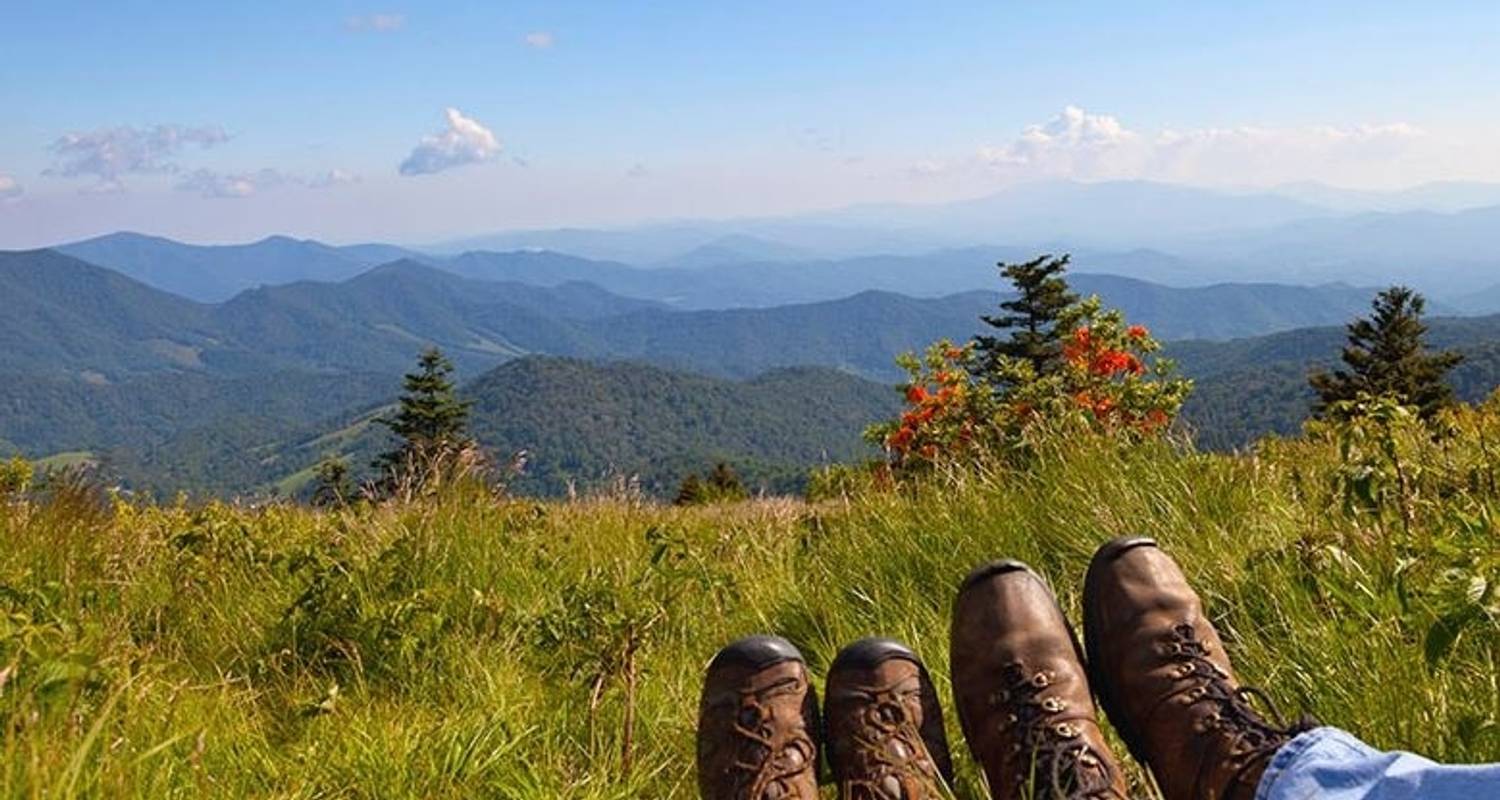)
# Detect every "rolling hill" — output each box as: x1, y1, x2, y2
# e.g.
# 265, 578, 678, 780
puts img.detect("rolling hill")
1171, 315, 1500, 448
44, 358, 900, 499
458, 358, 899, 496
57, 232, 425, 302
